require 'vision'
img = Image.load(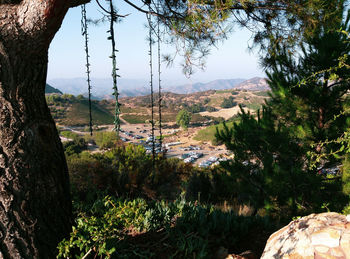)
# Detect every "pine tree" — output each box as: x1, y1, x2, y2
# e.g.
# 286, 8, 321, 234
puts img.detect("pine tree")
216, 9, 350, 216
266, 23, 350, 162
